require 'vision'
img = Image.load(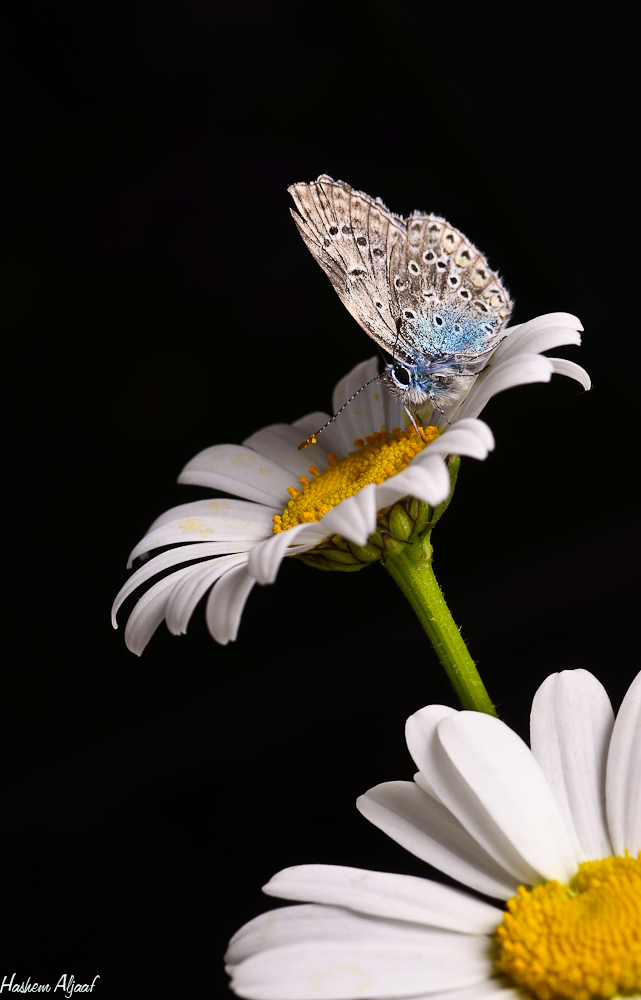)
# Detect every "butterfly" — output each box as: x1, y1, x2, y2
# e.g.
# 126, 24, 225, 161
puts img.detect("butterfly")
289, 175, 513, 421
